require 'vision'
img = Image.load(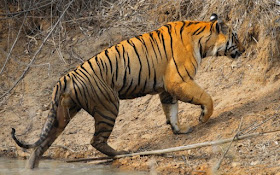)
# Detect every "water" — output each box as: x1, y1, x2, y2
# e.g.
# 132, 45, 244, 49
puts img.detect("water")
0, 158, 147, 175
